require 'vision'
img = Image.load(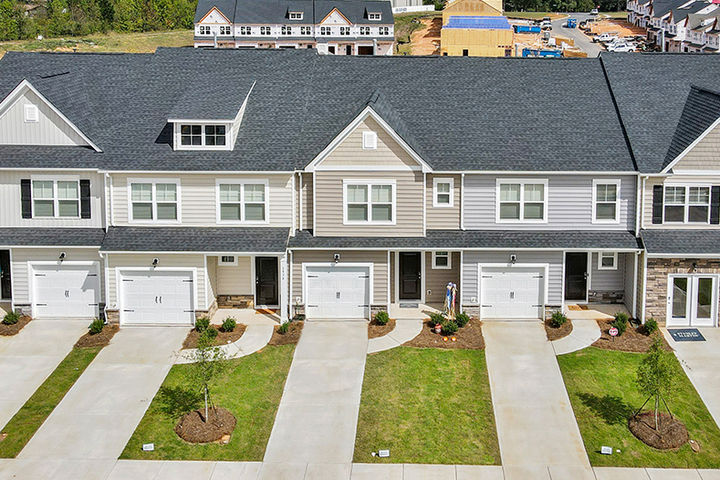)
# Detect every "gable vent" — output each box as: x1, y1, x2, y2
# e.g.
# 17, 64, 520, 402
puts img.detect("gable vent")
23, 104, 39, 123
